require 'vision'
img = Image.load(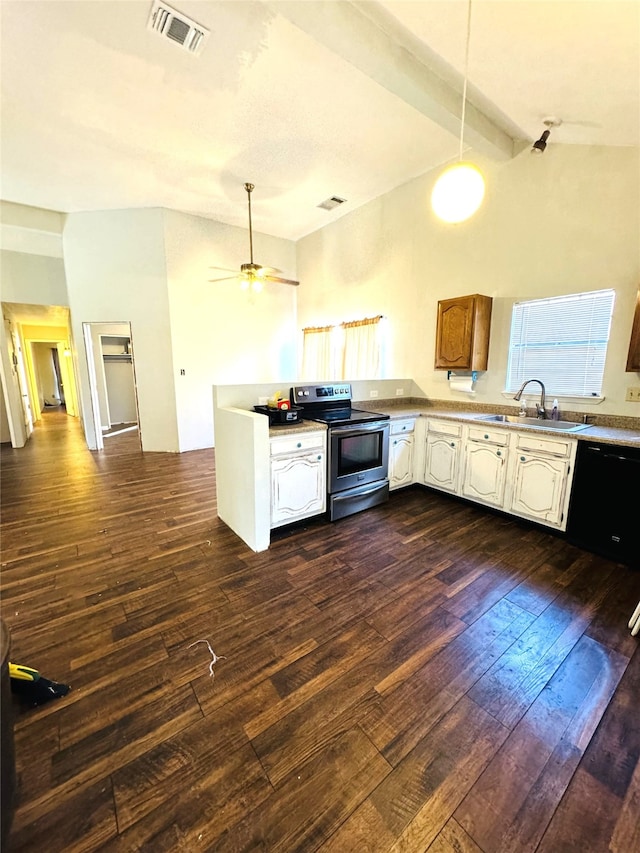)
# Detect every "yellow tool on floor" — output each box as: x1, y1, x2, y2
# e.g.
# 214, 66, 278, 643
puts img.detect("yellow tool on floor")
9, 663, 40, 681
9, 662, 70, 706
